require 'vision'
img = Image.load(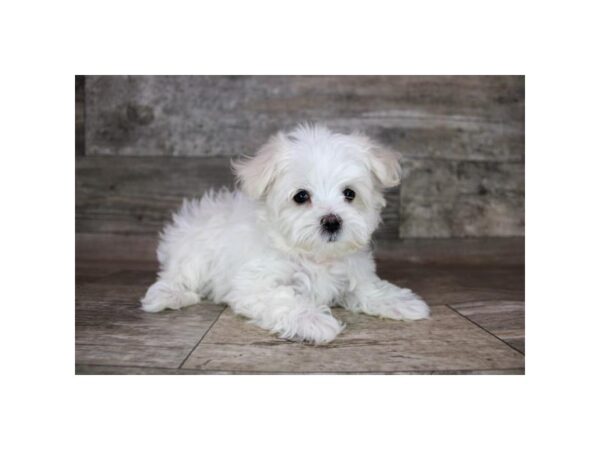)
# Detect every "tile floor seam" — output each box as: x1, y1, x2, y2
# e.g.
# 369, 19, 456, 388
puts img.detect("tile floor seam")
178, 306, 226, 369
445, 304, 525, 356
